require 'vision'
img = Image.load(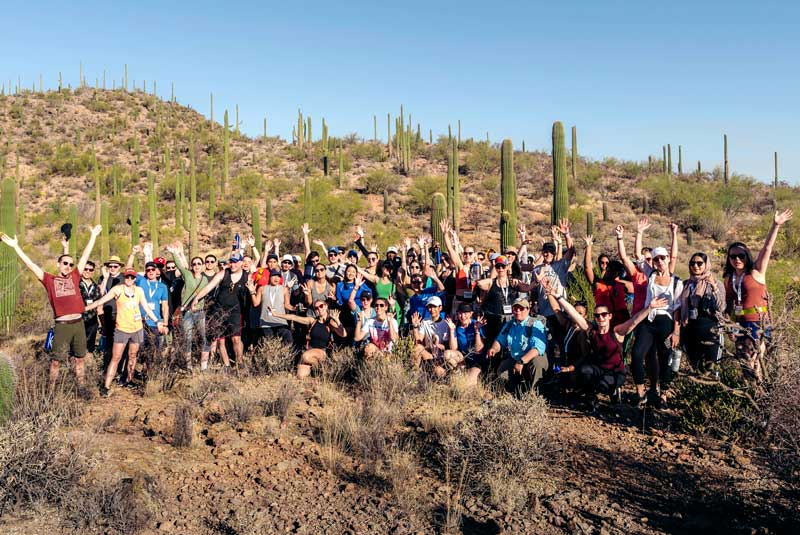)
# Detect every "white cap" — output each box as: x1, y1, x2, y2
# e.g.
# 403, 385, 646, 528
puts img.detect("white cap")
281, 254, 295, 263
387, 246, 398, 253
651, 247, 669, 258
426, 296, 443, 307
489, 253, 500, 261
